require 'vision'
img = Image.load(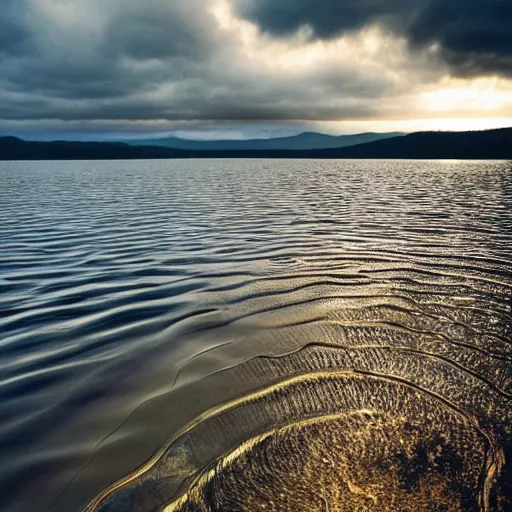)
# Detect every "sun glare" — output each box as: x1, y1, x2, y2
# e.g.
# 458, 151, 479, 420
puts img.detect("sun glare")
419, 78, 512, 113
